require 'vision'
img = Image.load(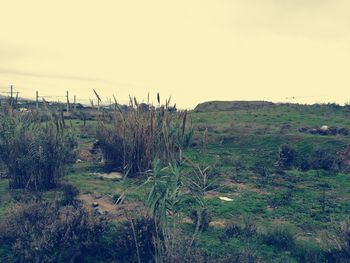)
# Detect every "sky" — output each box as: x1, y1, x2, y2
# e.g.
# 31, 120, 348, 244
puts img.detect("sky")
1, 0, 350, 108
